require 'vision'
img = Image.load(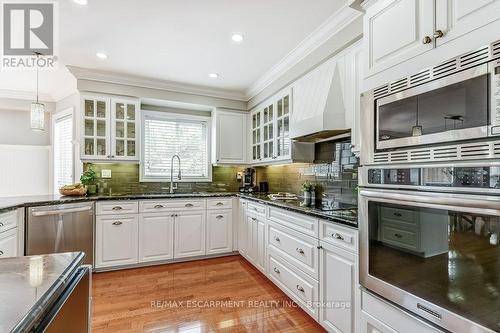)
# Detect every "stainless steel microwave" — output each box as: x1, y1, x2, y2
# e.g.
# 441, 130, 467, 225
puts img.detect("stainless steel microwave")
360, 39, 500, 155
